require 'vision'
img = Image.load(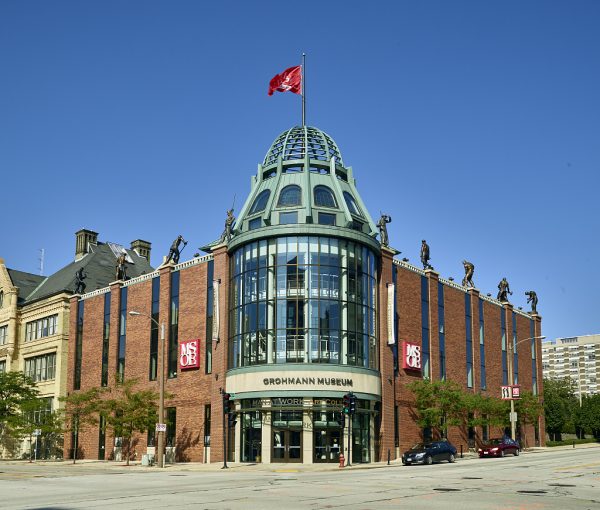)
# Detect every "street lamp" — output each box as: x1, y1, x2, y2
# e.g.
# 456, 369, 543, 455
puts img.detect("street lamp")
508, 334, 546, 440
129, 310, 166, 468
